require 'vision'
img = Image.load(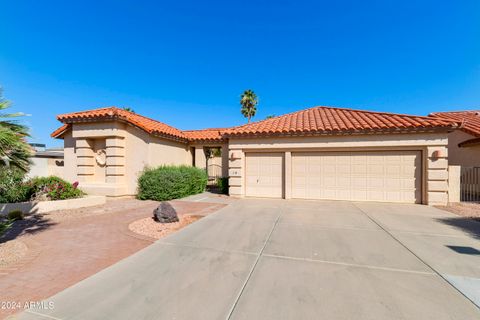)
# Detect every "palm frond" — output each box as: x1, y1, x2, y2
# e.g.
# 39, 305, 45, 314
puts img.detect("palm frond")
0, 90, 32, 171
